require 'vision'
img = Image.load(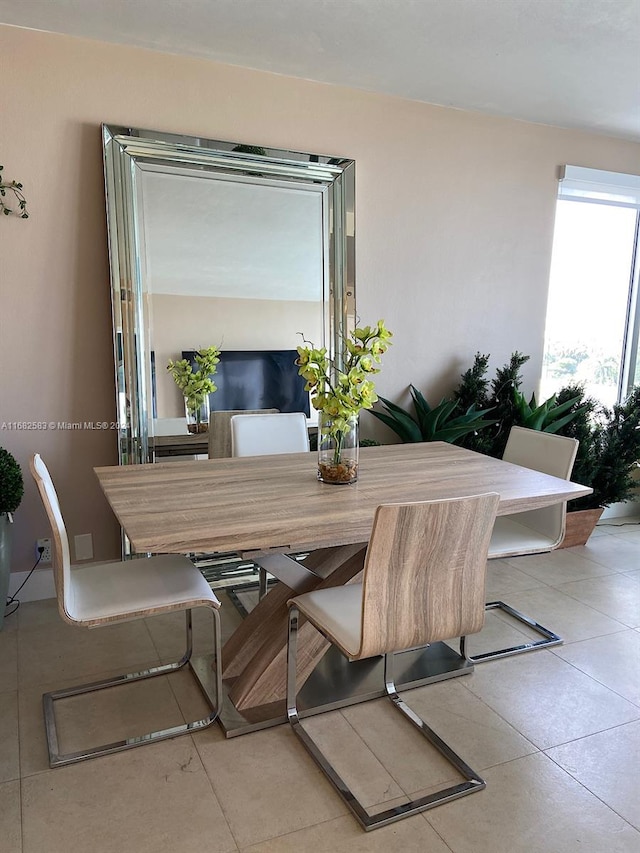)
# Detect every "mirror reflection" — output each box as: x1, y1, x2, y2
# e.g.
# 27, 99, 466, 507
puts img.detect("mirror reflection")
141, 169, 324, 422
102, 125, 355, 464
